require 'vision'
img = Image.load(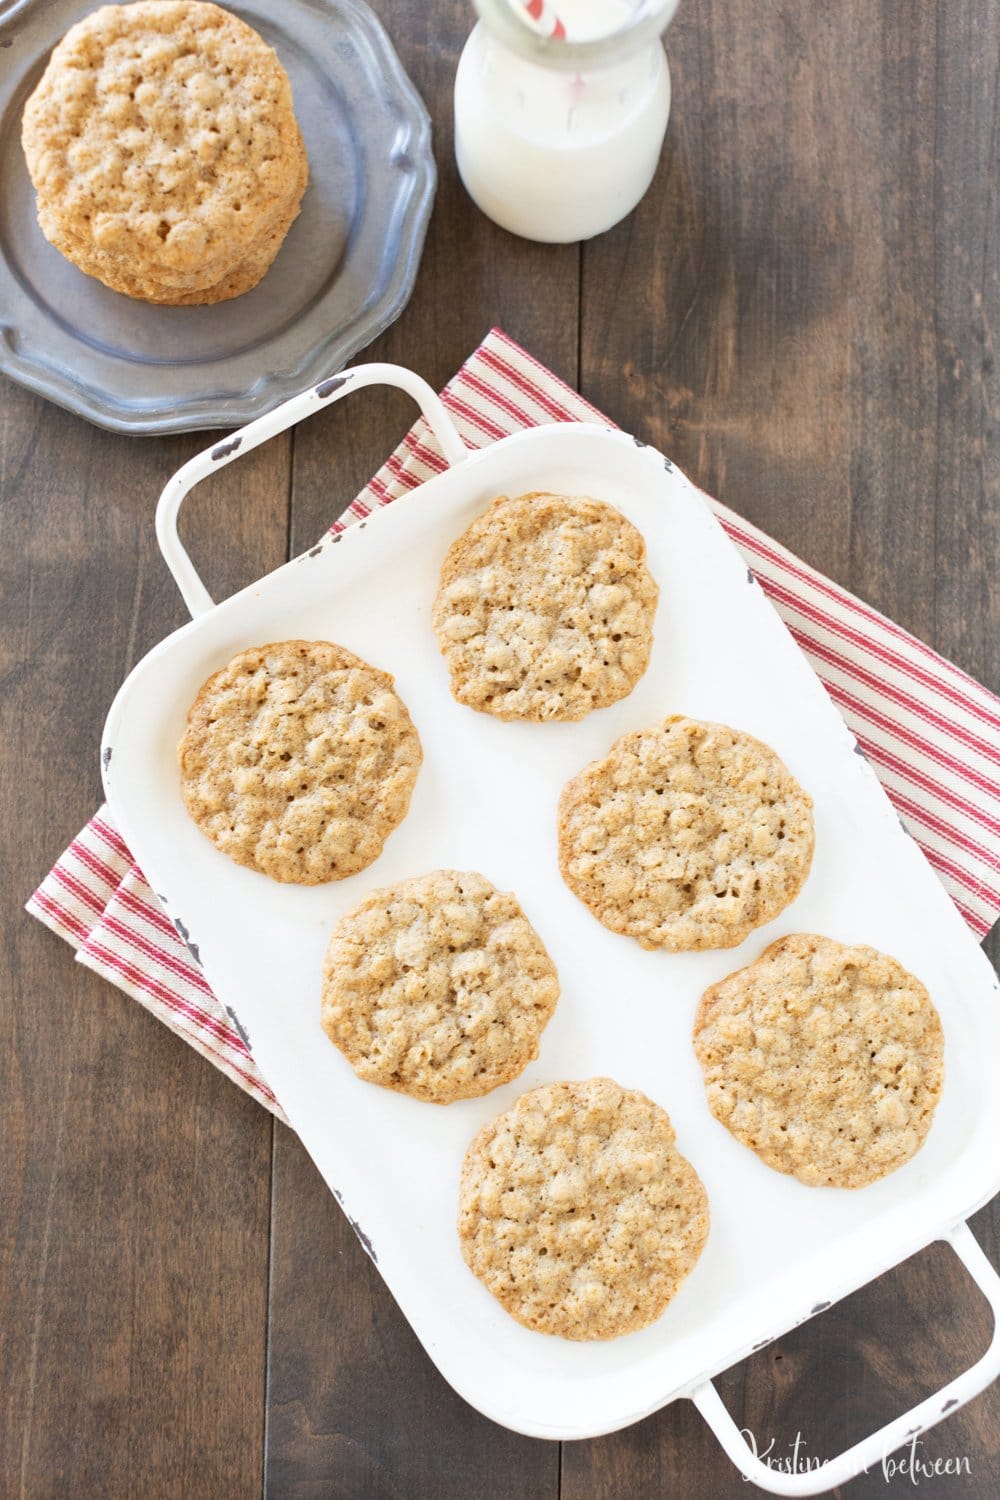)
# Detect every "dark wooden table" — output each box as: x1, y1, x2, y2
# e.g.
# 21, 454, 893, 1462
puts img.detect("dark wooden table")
3, 2, 999, 1496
